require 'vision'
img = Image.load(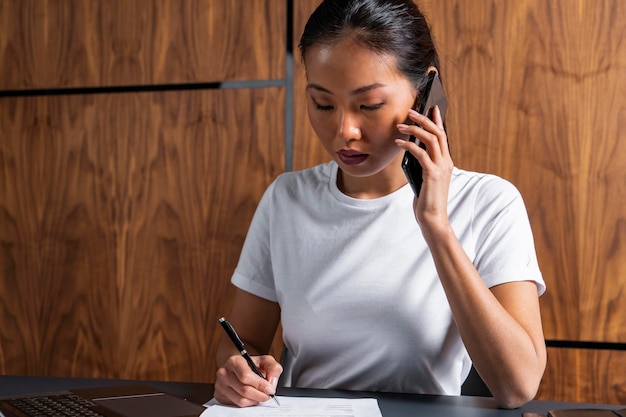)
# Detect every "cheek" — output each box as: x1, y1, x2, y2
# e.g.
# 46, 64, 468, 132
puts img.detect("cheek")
308, 108, 335, 144
367, 112, 406, 142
